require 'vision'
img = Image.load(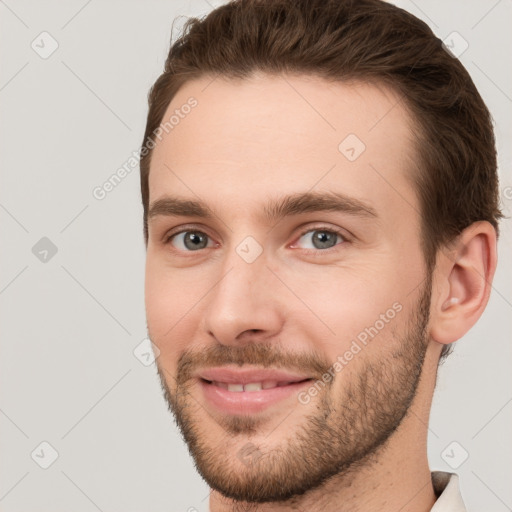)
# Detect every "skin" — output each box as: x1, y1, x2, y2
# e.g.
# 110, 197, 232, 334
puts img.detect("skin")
144, 73, 497, 511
